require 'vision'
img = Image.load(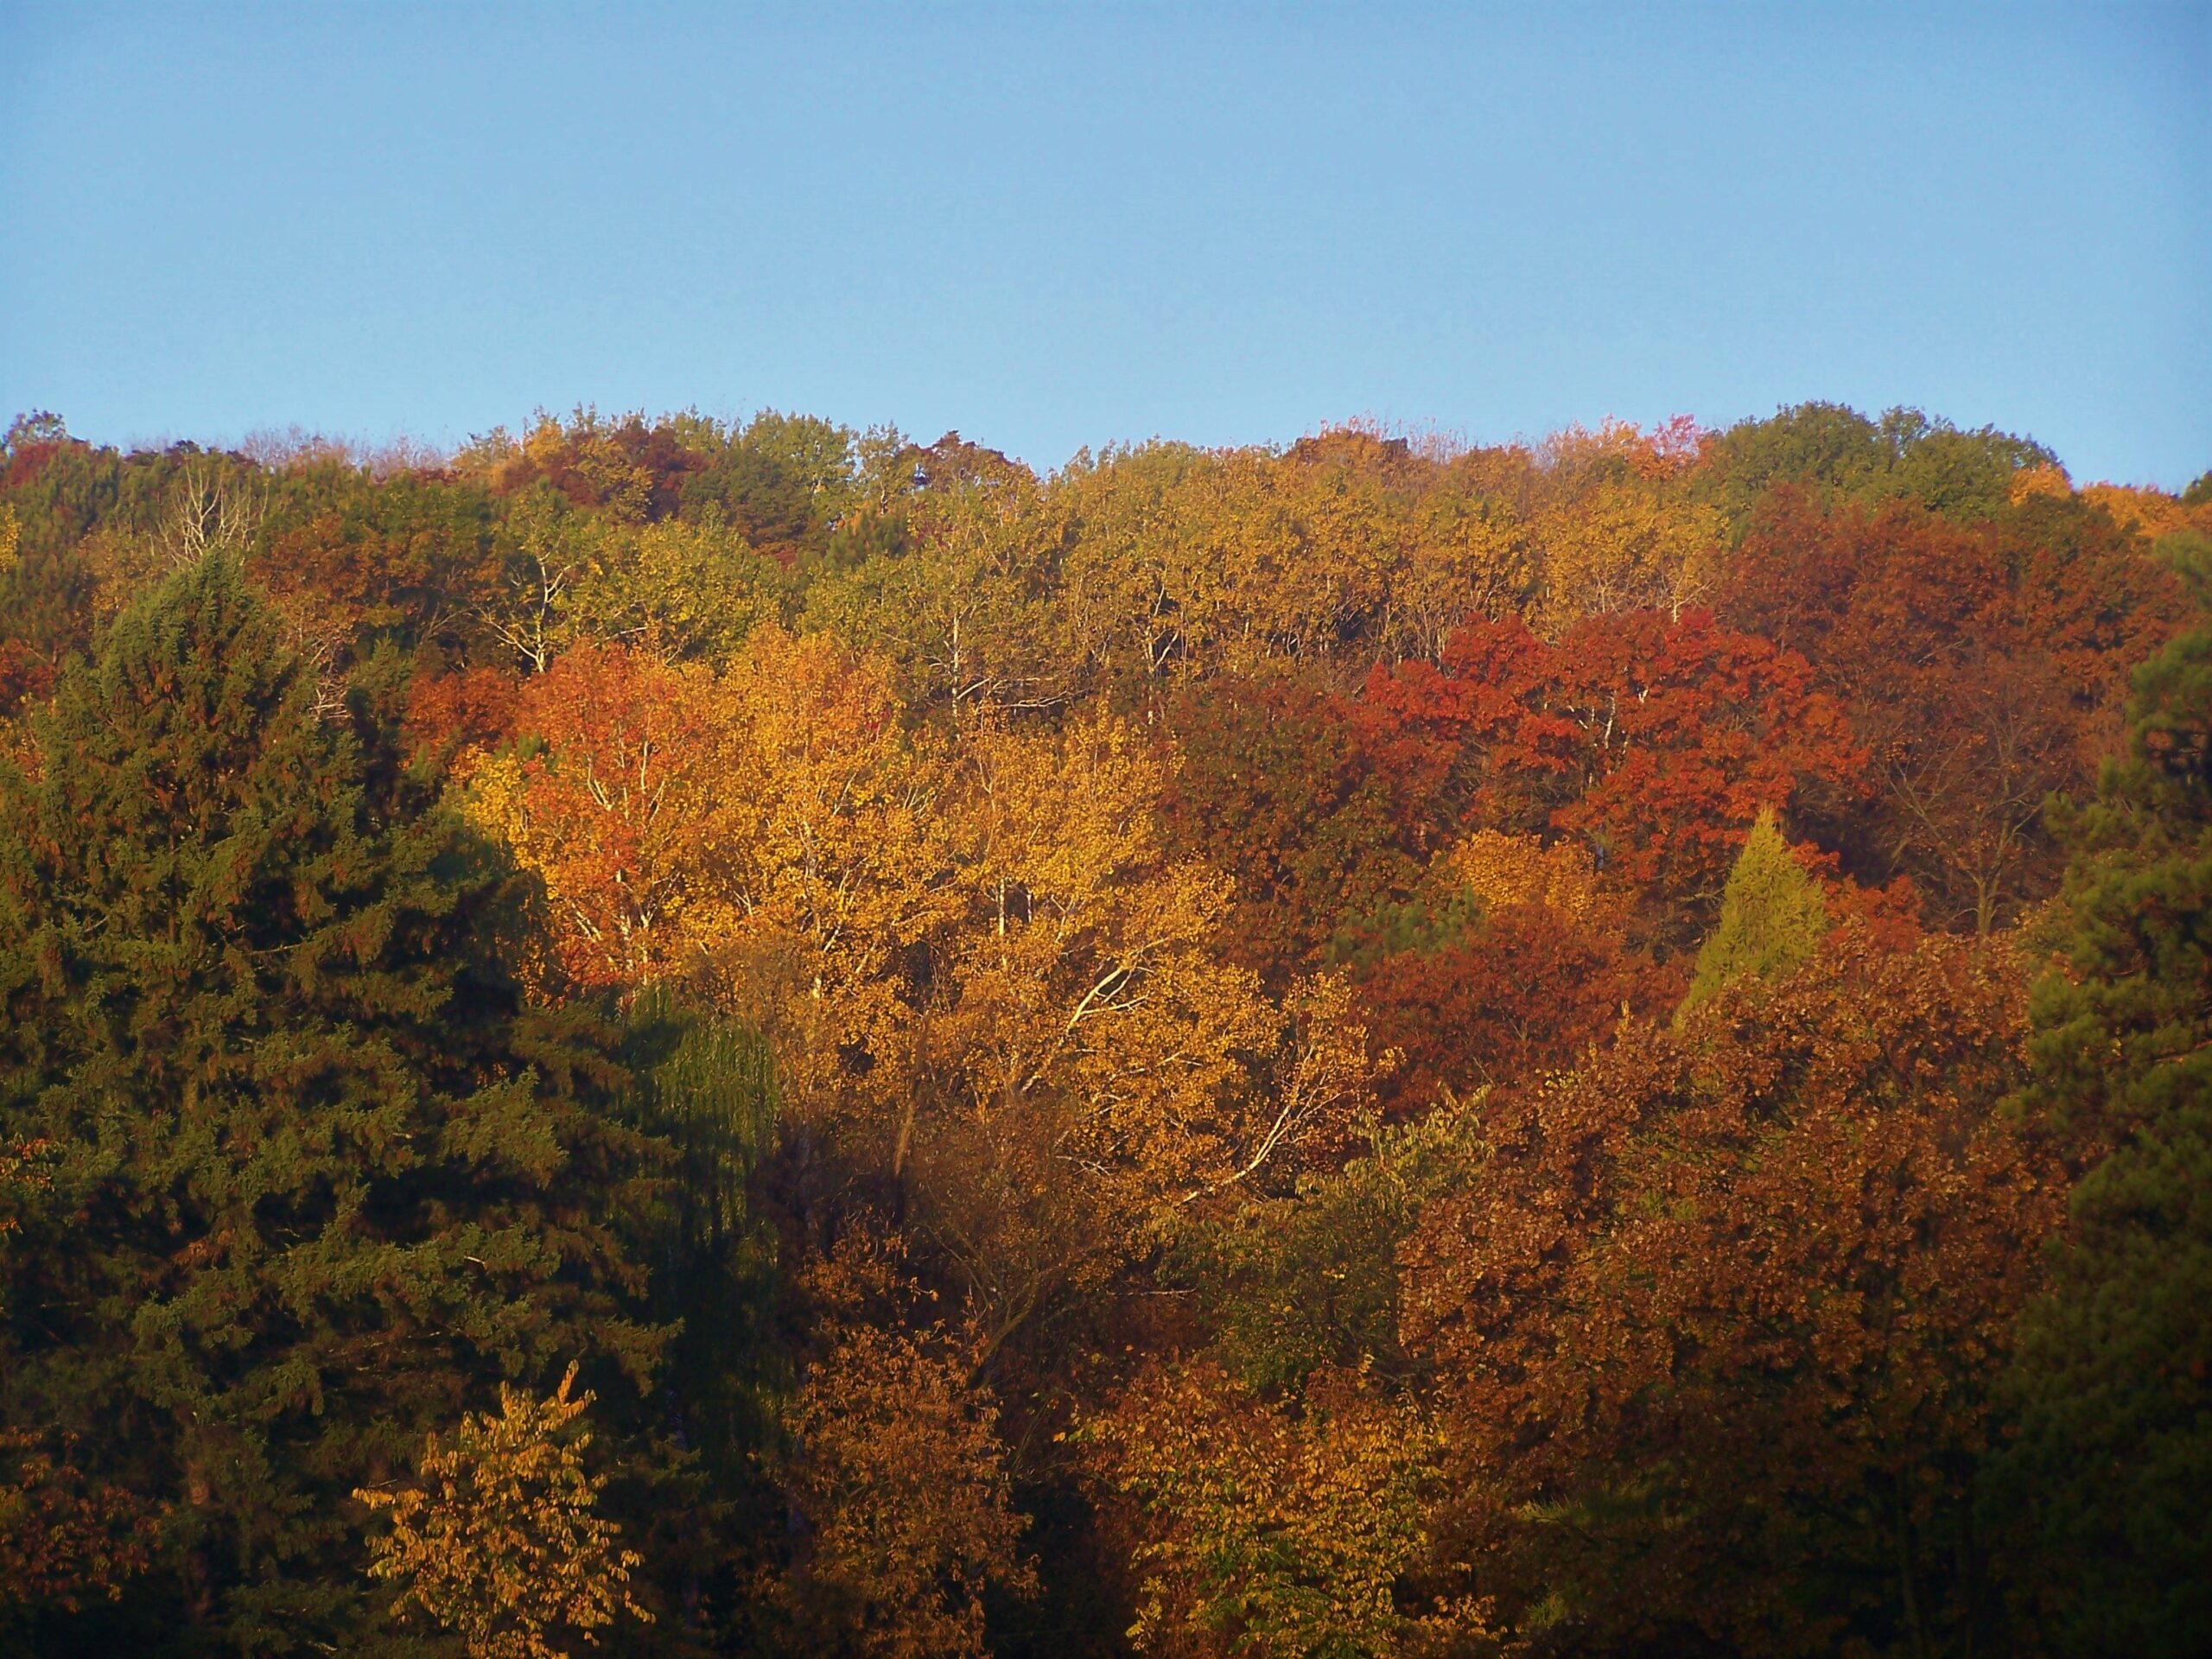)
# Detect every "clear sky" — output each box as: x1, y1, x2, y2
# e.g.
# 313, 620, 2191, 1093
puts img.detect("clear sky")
3, 2, 2206, 486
